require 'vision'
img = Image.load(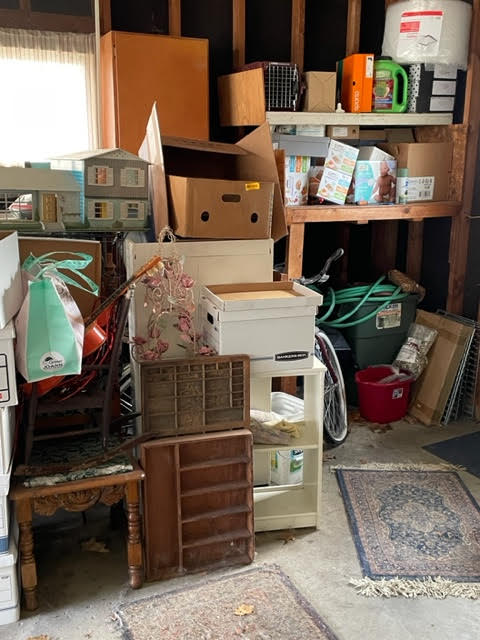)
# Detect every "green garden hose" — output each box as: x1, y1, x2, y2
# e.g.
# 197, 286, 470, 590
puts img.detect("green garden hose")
314, 275, 410, 329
